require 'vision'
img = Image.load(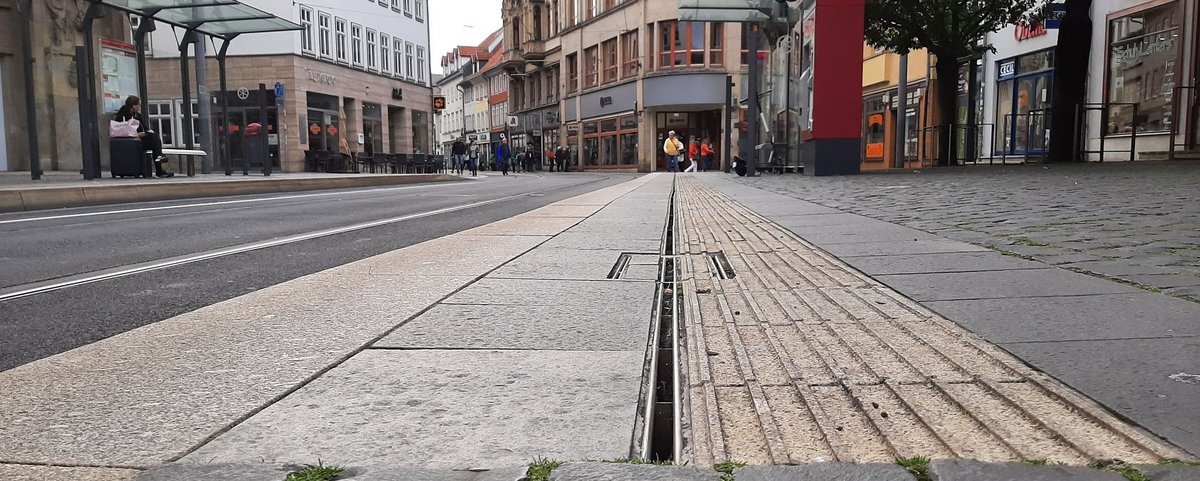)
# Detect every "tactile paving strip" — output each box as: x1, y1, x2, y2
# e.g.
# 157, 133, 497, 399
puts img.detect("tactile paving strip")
674, 177, 1188, 466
